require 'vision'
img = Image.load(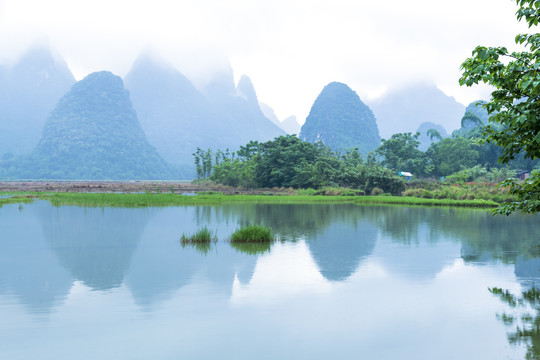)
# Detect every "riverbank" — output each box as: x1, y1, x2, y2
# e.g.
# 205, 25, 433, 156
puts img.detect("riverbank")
0, 191, 499, 208
0, 180, 276, 194
0, 181, 506, 208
